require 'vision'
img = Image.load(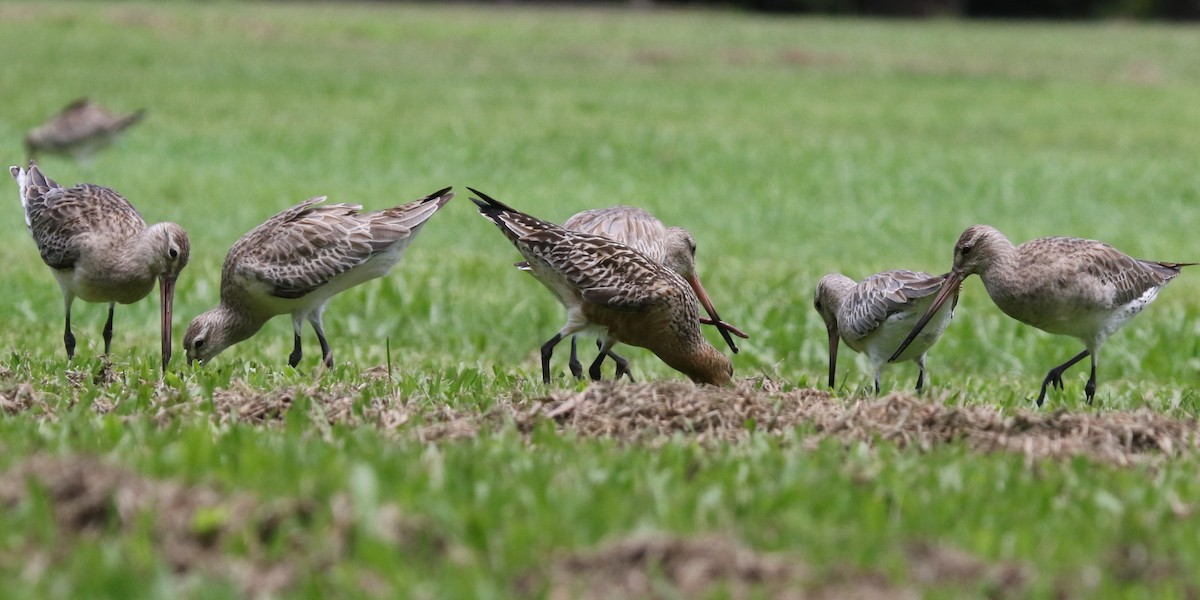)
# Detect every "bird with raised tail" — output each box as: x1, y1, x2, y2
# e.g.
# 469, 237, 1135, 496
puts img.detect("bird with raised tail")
520, 205, 746, 380
470, 188, 733, 386
815, 270, 957, 394
12, 161, 190, 371
183, 187, 453, 368
25, 98, 146, 162
890, 225, 1194, 406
